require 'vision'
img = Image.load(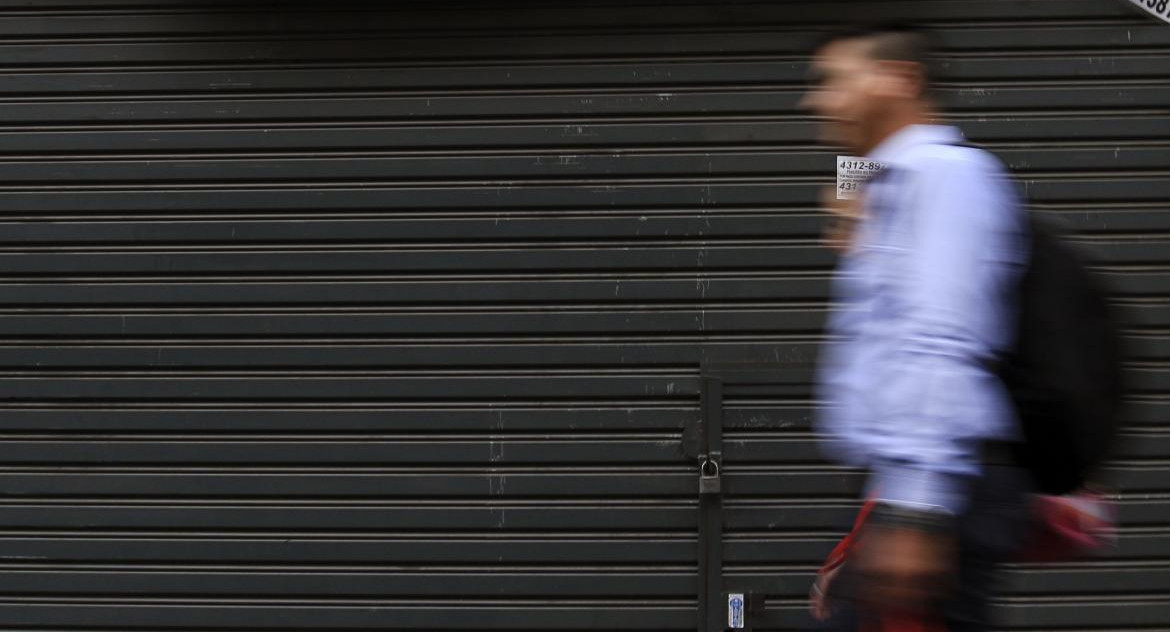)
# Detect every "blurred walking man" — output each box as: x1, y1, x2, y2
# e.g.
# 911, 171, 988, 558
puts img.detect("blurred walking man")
803, 24, 1032, 631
